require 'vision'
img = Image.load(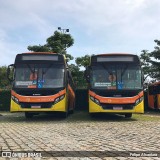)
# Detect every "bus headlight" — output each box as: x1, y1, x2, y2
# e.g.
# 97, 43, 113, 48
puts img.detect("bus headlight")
54, 94, 65, 104
90, 96, 100, 105
95, 98, 100, 105
135, 96, 143, 106
139, 96, 144, 102
12, 95, 19, 104
54, 97, 60, 104
90, 96, 94, 101
59, 94, 65, 100
135, 99, 140, 105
